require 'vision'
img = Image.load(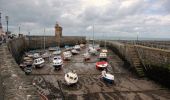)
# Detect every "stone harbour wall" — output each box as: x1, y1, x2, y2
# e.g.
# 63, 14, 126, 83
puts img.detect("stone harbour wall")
7, 37, 28, 64
104, 41, 170, 68
0, 44, 39, 100
27, 36, 86, 50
